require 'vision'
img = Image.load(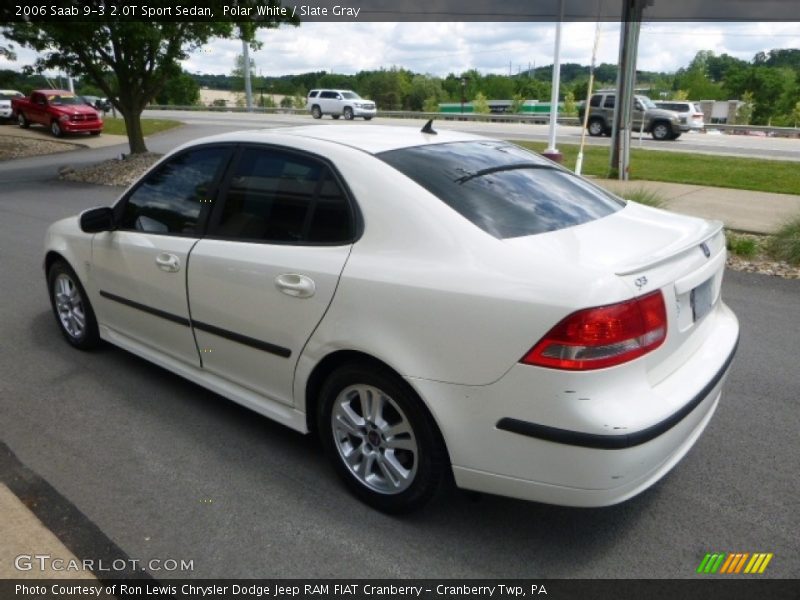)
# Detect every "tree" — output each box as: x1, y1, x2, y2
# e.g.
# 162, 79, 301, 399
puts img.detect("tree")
562, 91, 576, 116
2, 5, 298, 153
155, 67, 200, 106
792, 101, 800, 128
736, 91, 755, 125
471, 92, 490, 114
231, 53, 256, 93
